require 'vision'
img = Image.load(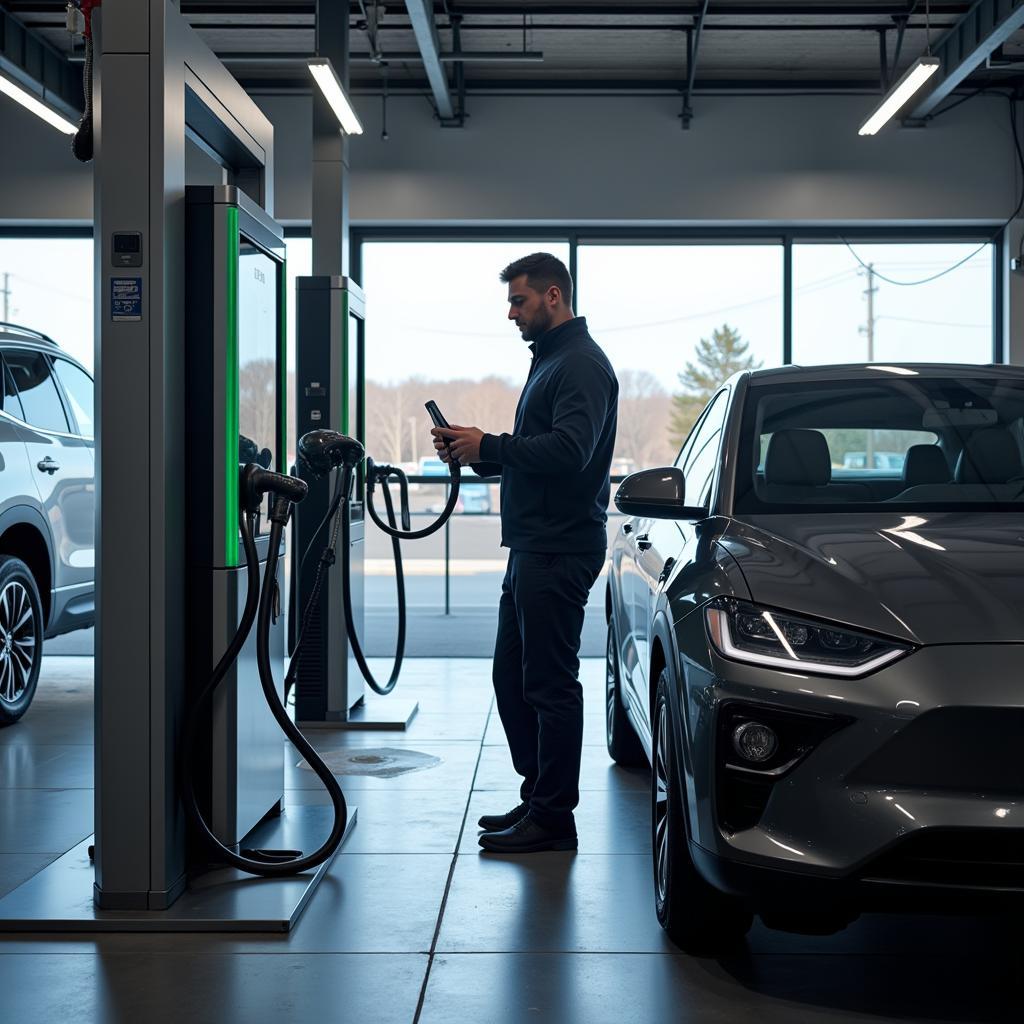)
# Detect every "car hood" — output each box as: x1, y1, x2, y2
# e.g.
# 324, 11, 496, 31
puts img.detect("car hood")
718, 513, 1024, 645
